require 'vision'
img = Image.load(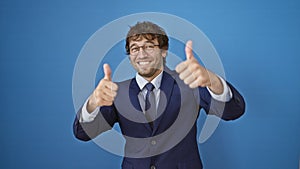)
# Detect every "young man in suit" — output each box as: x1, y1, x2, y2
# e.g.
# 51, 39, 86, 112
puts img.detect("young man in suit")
73, 21, 245, 169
